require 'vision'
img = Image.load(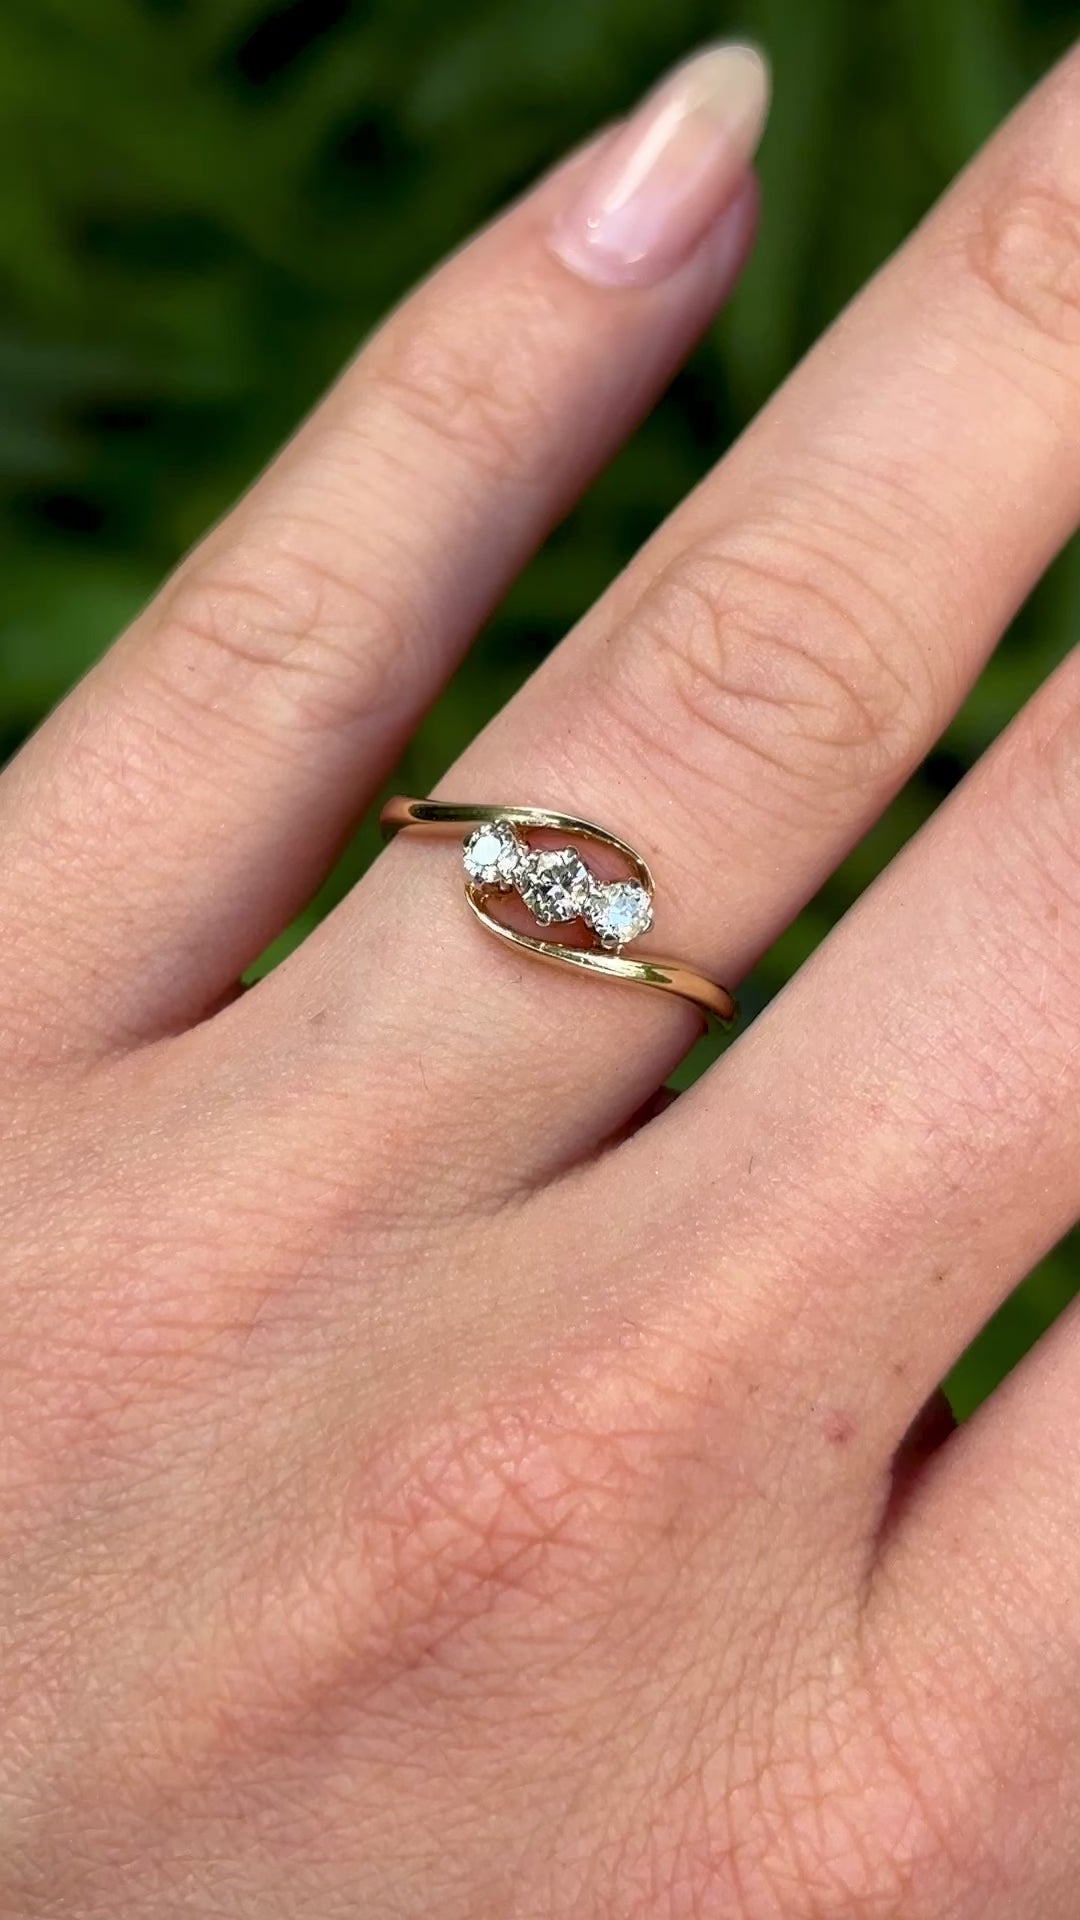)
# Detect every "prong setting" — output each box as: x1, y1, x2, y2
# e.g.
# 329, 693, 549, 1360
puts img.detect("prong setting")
382, 795, 734, 1025
585, 879, 654, 950
462, 820, 525, 889
515, 848, 594, 926
462, 820, 654, 950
